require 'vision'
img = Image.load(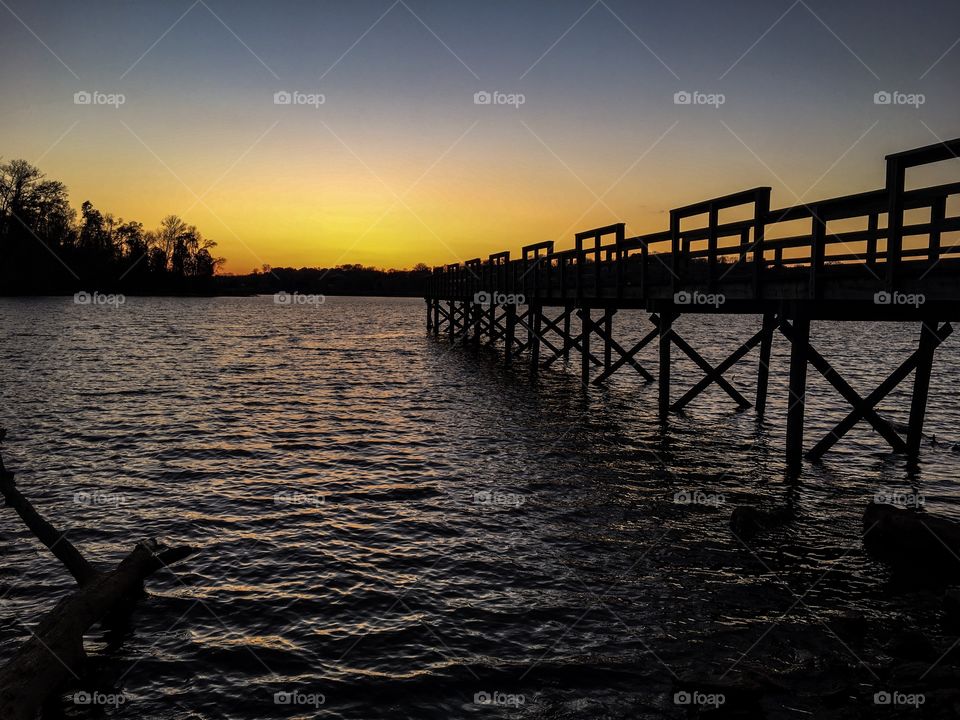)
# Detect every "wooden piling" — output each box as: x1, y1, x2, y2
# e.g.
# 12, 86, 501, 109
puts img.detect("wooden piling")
581, 306, 591, 385
505, 304, 516, 365
530, 304, 541, 372
472, 301, 482, 345
488, 299, 496, 346
908, 320, 938, 456
785, 316, 810, 472
756, 312, 776, 418
658, 312, 672, 419
604, 310, 613, 375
